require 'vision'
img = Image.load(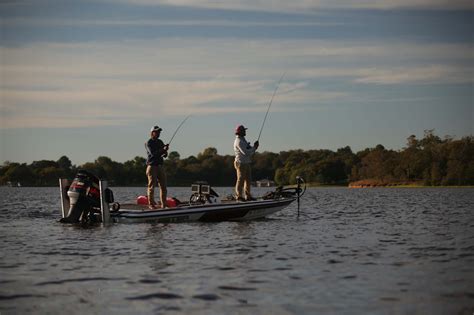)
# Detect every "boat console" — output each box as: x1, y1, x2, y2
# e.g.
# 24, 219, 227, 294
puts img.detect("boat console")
189, 182, 219, 205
